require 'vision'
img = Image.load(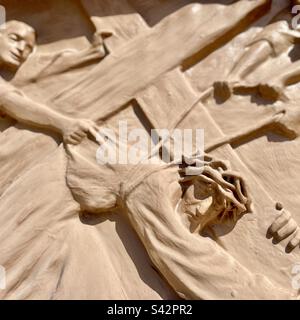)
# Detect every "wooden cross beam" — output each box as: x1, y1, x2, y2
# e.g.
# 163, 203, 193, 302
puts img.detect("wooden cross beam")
80, 0, 150, 52
51, 0, 270, 121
